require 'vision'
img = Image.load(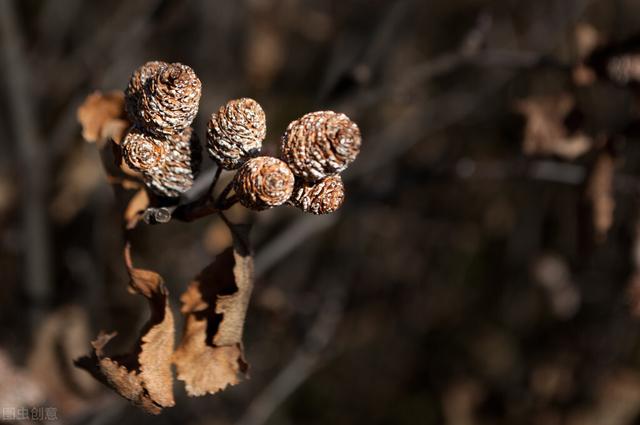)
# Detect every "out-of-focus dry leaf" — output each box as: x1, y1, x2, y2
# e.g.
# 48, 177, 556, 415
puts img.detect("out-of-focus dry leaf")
173, 229, 253, 396
575, 23, 602, 60
245, 15, 285, 90
442, 379, 484, 425
77, 91, 126, 145
566, 370, 640, 425
0, 173, 16, 218
75, 243, 175, 414
28, 305, 97, 414
0, 350, 45, 409
203, 219, 233, 256
585, 151, 615, 242
516, 94, 593, 159
532, 254, 581, 319
50, 145, 104, 223
78, 91, 142, 193
124, 189, 150, 230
